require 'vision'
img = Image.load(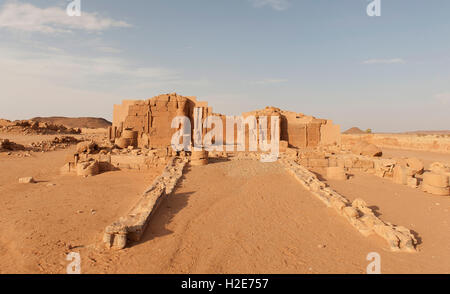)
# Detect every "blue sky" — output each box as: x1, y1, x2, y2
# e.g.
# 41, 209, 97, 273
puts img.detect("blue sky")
0, 0, 449, 132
